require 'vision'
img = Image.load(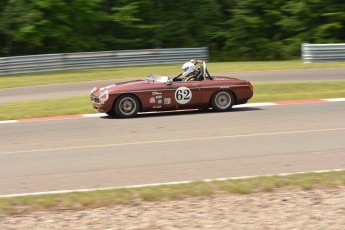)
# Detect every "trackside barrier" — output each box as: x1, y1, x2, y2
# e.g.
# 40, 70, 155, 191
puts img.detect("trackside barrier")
0, 47, 208, 76
302, 43, 345, 63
